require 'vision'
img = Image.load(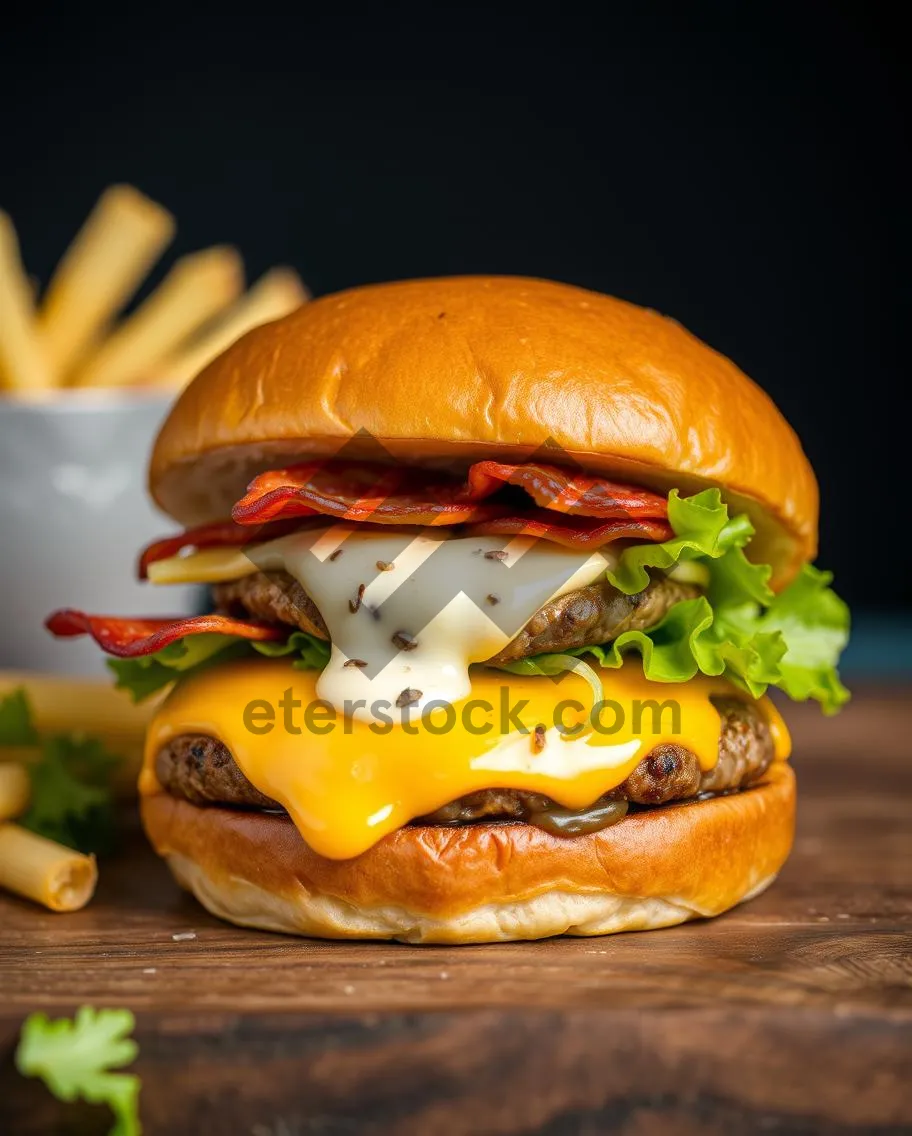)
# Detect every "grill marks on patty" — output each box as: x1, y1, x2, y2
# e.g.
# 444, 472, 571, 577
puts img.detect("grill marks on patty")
154, 696, 775, 825
213, 570, 699, 663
